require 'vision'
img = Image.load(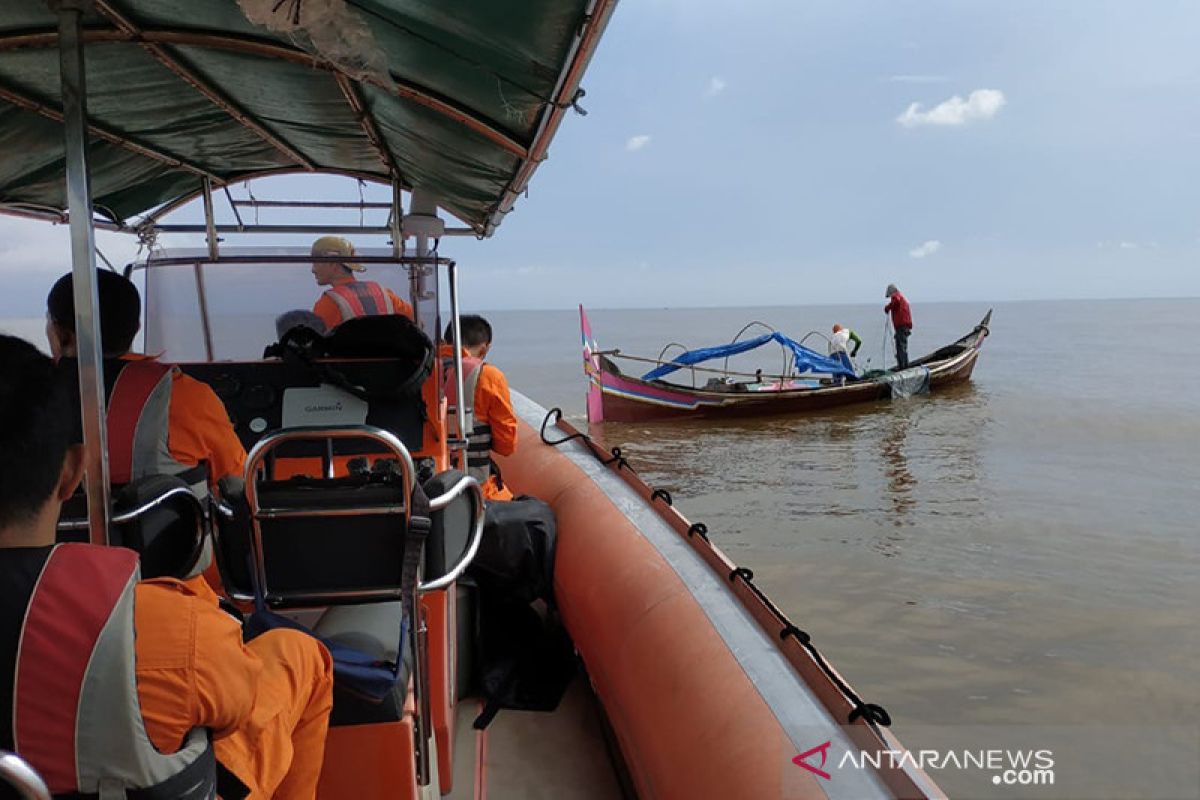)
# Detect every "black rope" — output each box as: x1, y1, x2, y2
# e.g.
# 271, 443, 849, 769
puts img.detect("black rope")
600, 446, 633, 471
536, 407, 892, 726
849, 703, 892, 726
555, 87, 589, 116
779, 624, 811, 645
539, 407, 588, 447
729, 564, 890, 727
